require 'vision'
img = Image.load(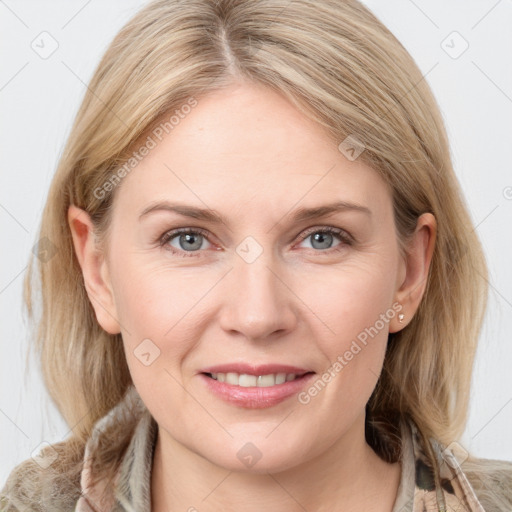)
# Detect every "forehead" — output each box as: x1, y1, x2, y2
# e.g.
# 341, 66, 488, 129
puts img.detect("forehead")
113, 81, 391, 219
